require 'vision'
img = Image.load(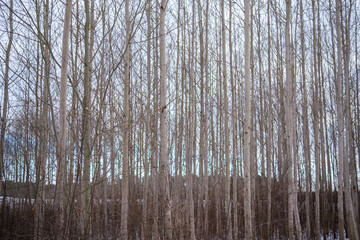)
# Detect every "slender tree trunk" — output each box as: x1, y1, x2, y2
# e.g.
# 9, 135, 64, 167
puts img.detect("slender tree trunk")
159, 1, 172, 238
33, 2, 42, 236
335, 0, 345, 238
285, 1, 301, 239
69, 2, 80, 232
265, 1, 273, 238
342, 2, 360, 239
100, 3, 108, 235
311, 1, 321, 239
196, 0, 205, 238
36, 0, 50, 237
151, 22, 159, 240
220, 1, 232, 239
58, 0, 72, 236
266, 0, 273, 237
186, 2, 196, 239
204, 1, 209, 237
141, 2, 152, 239
229, 1, 238, 239
110, 88, 115, 235
300, 0, 311, 237
120, 0, 130, 238
244, 0, 253, 238
82, 0, 92, 236
0, 0, 13, 201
